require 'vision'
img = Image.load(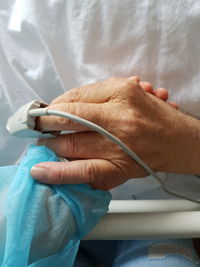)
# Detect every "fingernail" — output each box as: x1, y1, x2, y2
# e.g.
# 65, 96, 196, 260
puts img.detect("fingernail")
30, 165, 47, 180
